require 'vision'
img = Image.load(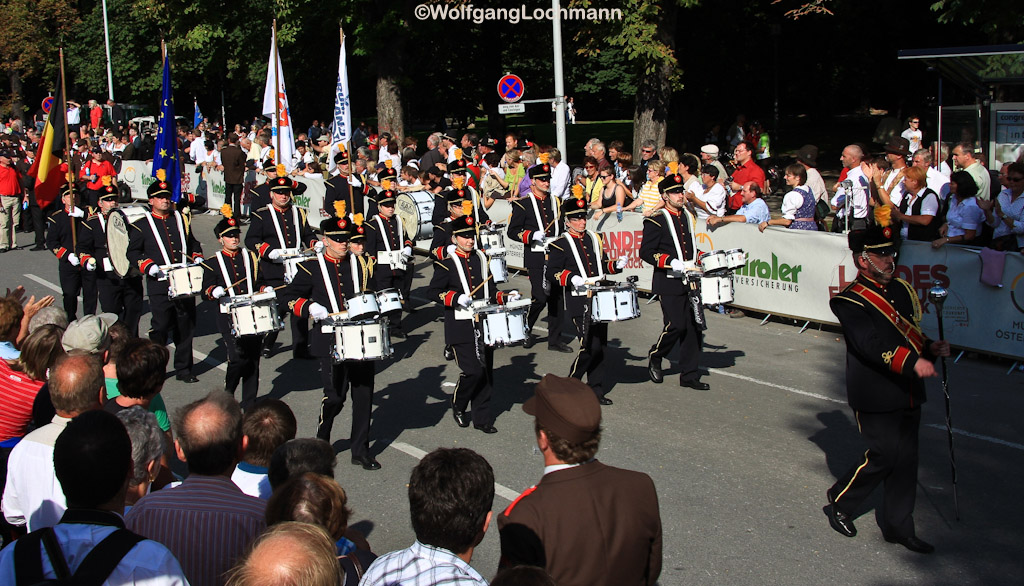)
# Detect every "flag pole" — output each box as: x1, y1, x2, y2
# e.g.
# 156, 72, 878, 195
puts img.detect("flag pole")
272, 20, 282, 166
341, 27, 356, 218
58, 46, 76, 250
